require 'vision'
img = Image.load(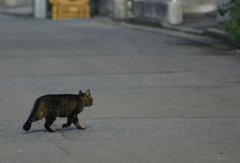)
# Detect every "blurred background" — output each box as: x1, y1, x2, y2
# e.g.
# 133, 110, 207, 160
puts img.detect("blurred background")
0, 0, 221, 20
